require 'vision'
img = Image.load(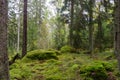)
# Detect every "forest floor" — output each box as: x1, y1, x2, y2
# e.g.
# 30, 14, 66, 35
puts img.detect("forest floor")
10, 49, 120, 80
